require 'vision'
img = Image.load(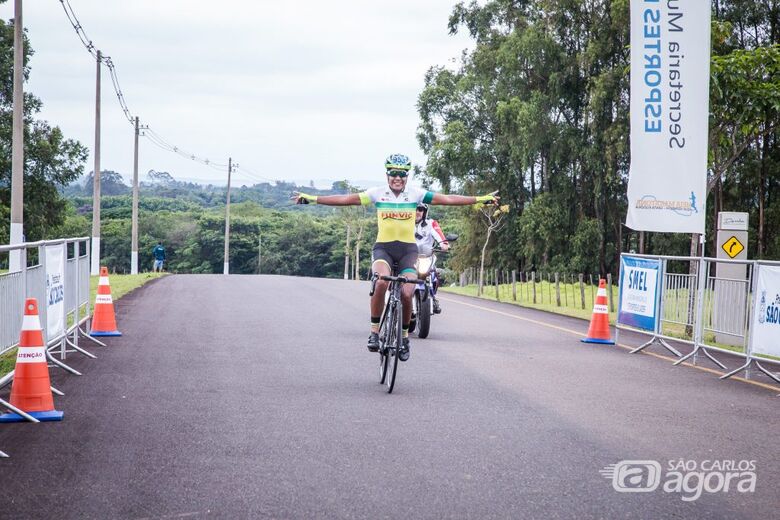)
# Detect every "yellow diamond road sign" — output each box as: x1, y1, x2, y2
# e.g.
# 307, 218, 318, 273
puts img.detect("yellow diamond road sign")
722, 236, 744, 258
